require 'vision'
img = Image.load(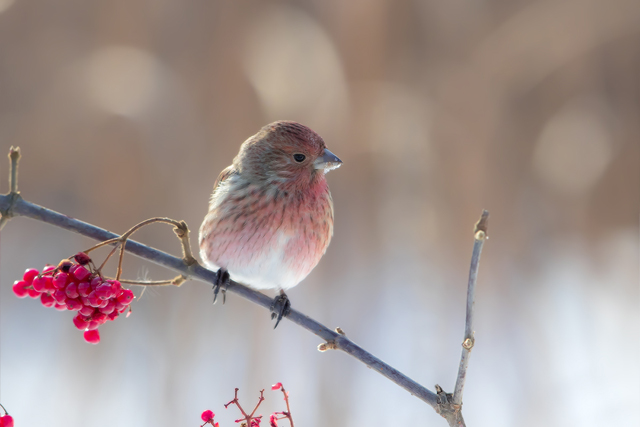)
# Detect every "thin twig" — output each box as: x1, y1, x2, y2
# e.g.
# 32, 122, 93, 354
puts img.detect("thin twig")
0, 147, 21, 230
107, 275, 187, 286
81, 217, 194, 282
0, 194, 439, 409
112, 217, 187, 281
225, 388, 265, 427
453, 210, 488, 405
96, 241, 123, 274
278, 385, 294, 427
173, 220, 197, 266
8, 147, 20, 194
83, 237, 121, 254
435, 210, 489, 427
